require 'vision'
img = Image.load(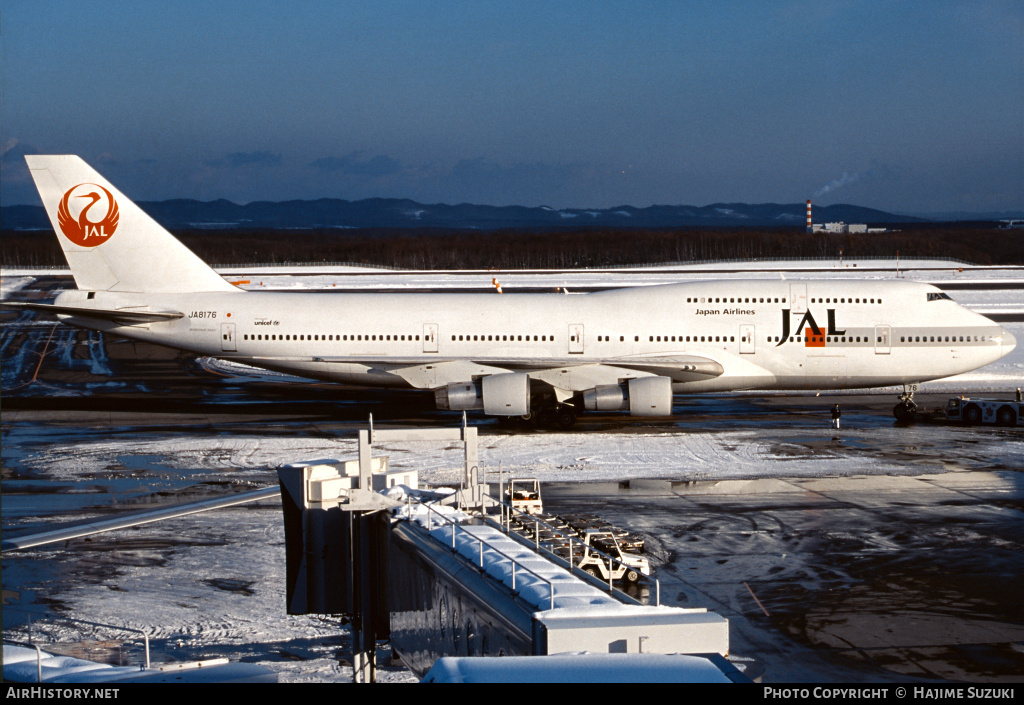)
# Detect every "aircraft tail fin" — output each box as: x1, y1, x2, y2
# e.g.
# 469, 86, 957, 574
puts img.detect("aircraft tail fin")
25, 155, 237, 294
